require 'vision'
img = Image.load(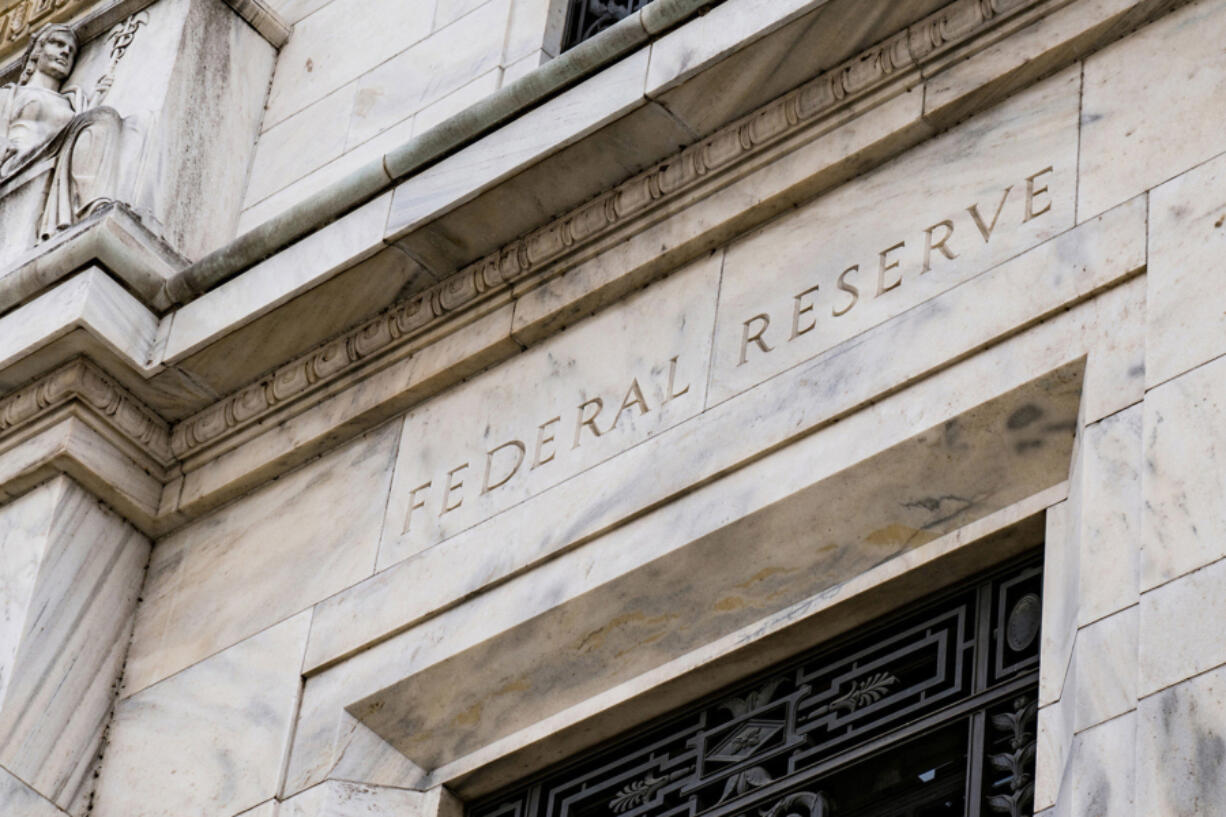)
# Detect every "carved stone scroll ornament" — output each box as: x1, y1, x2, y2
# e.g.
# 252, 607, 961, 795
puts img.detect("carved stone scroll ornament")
0, 22, 126, 240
